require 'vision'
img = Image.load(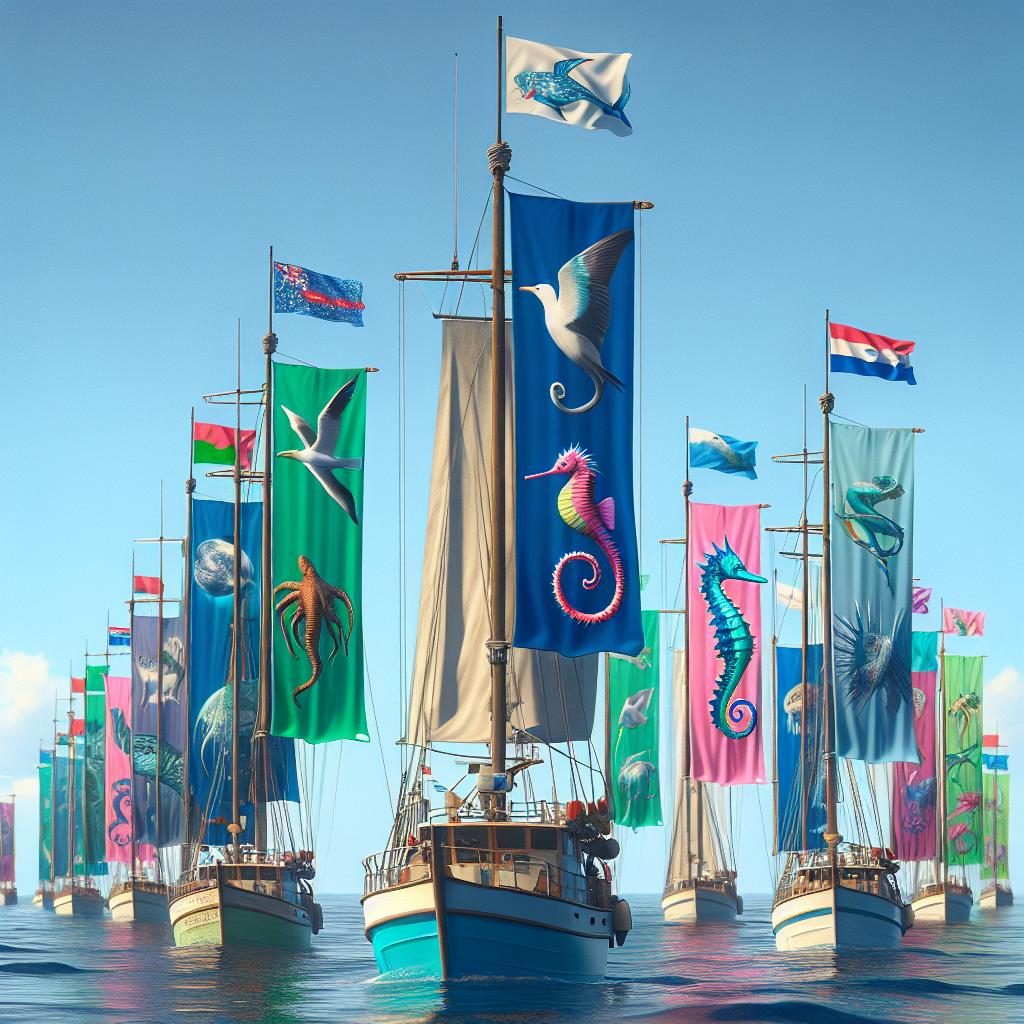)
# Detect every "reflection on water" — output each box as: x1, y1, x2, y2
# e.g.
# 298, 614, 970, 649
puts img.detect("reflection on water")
0, 895, 1020, 1024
